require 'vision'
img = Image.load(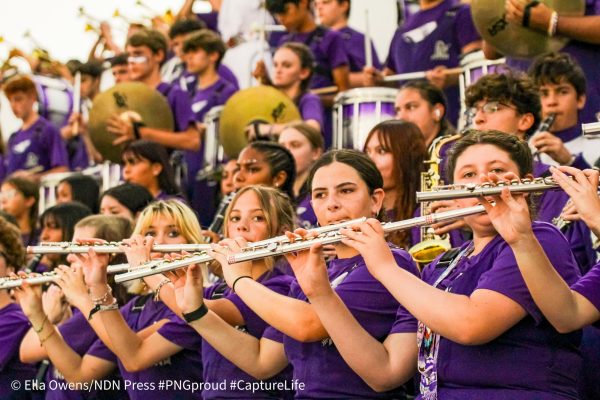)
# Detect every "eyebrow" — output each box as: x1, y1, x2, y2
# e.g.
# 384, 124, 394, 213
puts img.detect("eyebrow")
146, 224, 178, 229
230, 208, 263, 213
457, 160, 509, 169
239, 159, 259, 166
312, 181, 358, 192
